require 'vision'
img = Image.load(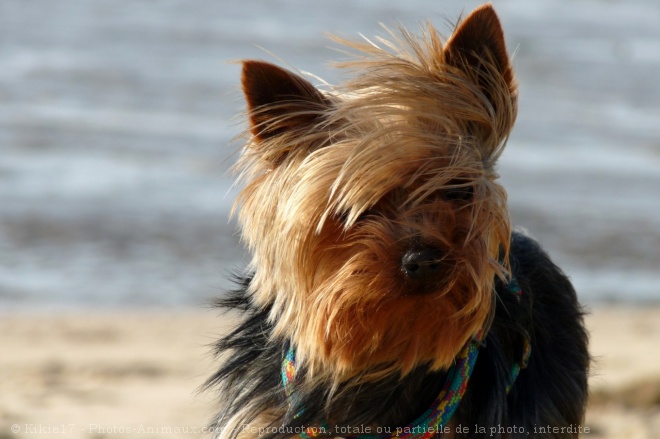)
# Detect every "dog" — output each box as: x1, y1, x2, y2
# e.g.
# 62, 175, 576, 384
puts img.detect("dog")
207, 4, 589, 438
